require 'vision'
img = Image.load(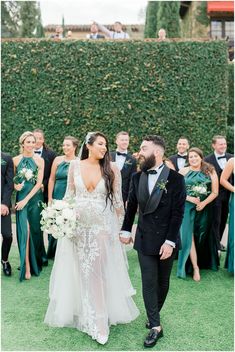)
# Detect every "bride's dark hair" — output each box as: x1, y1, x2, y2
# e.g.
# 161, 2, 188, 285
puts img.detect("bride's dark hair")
80, 132, 115, 206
